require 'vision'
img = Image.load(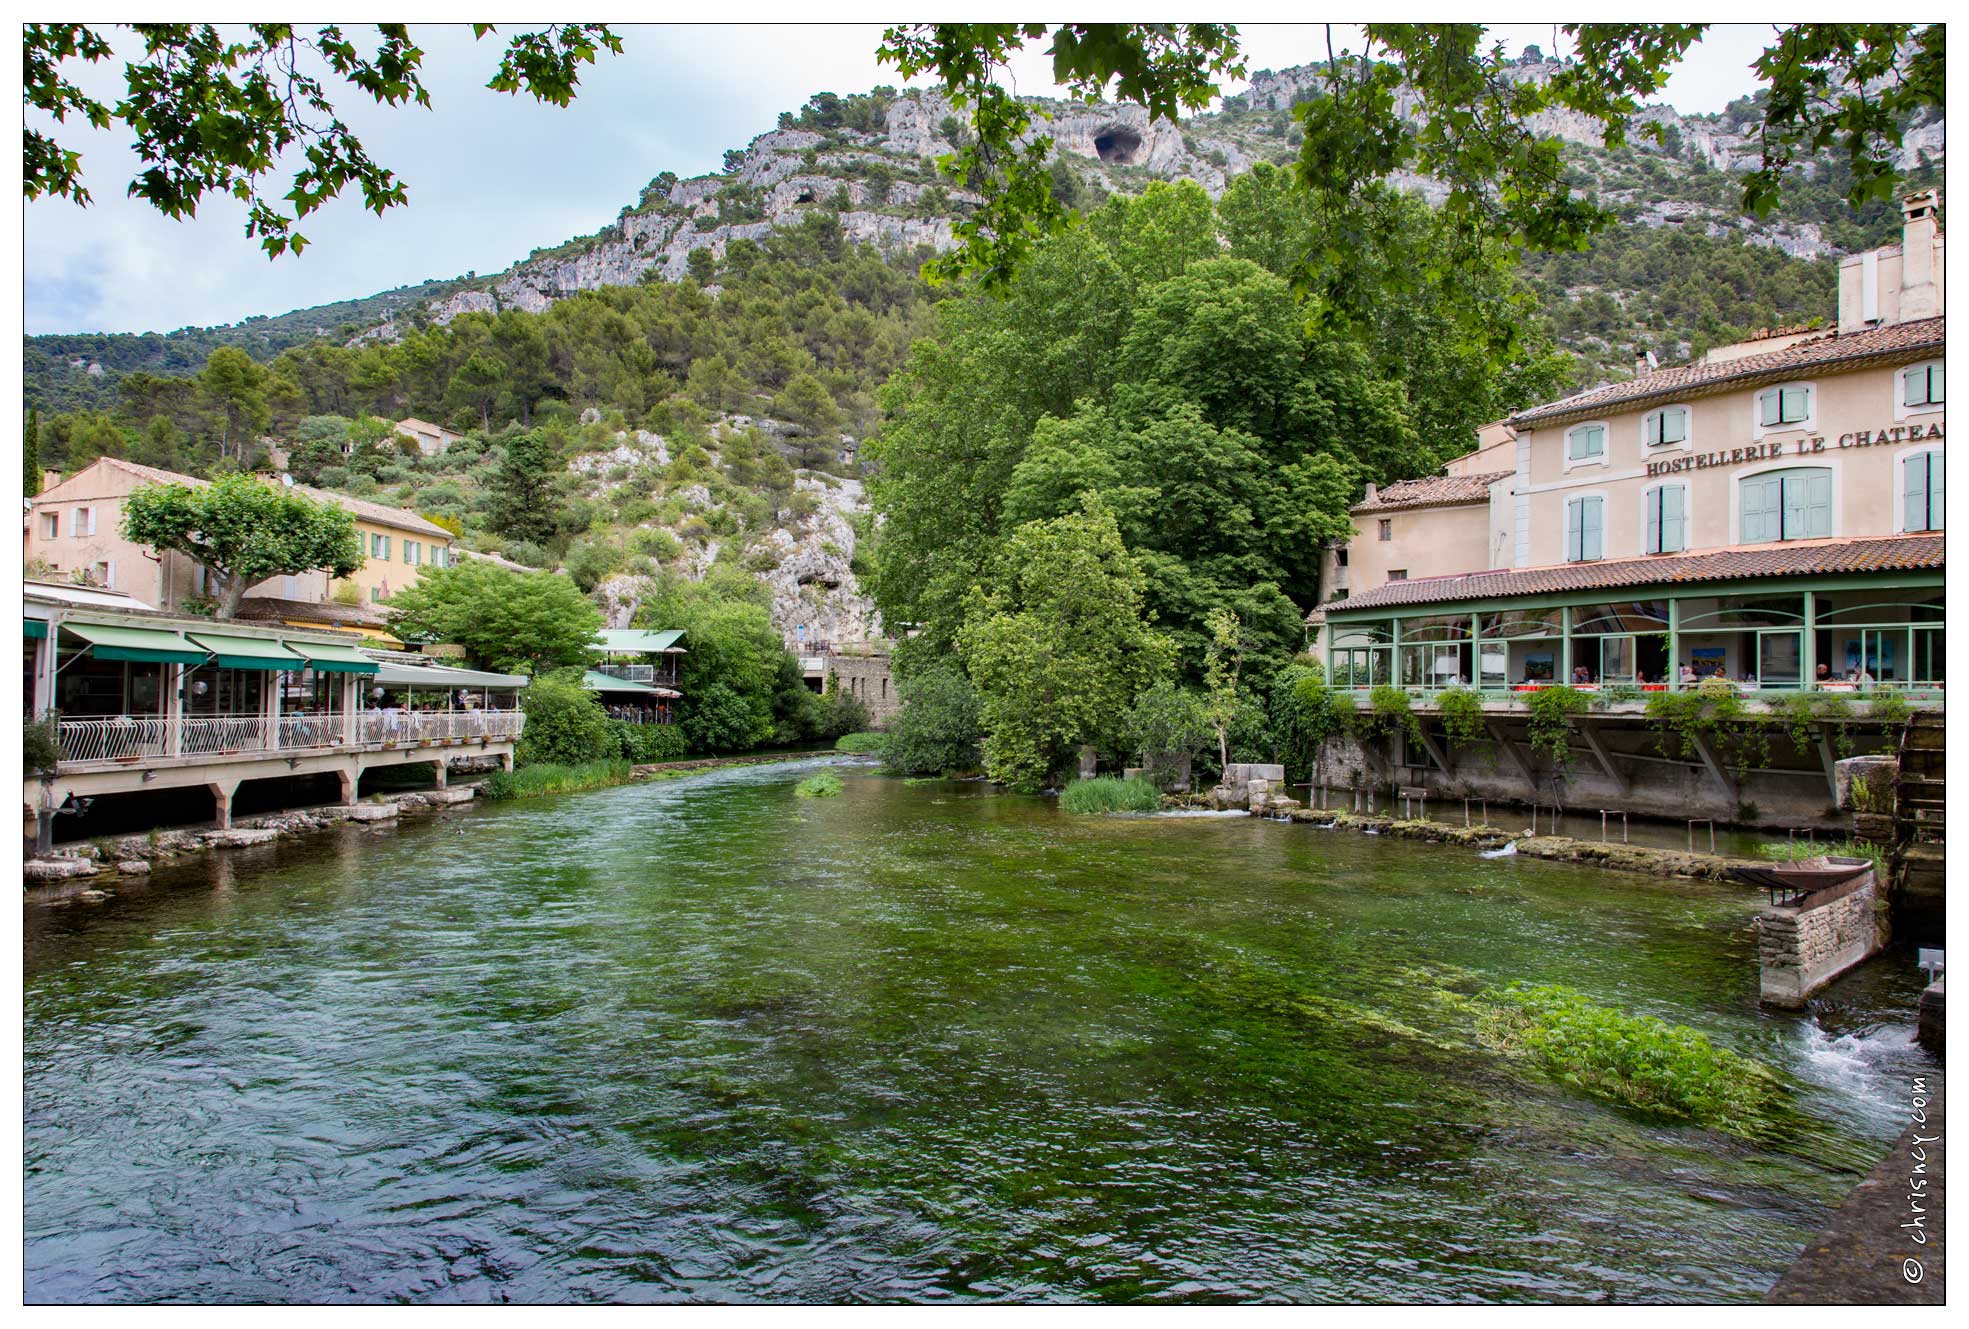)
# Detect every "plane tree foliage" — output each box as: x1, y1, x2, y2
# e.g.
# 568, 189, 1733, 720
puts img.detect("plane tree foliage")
878, 21, 1944, 312
119, 472, 363, 618
24, 22, 623, 257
